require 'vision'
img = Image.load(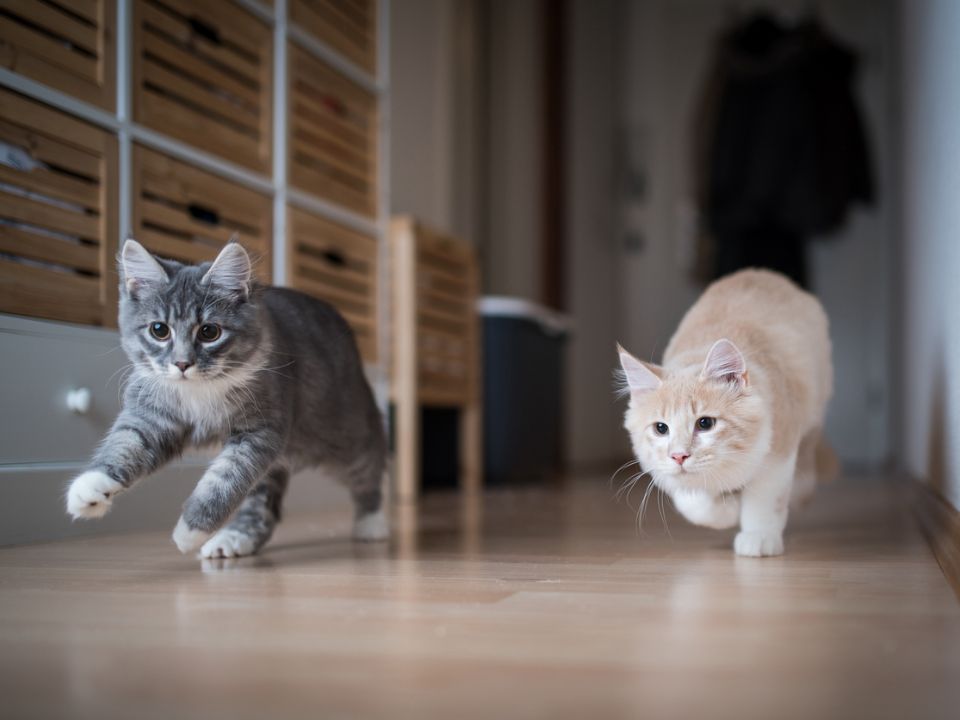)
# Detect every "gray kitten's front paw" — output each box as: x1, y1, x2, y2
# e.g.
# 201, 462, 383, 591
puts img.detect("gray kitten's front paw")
66, 470, 124, 519
172, 516, 212, 554
200, 528, 257, 559
734, 531, 784, 557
